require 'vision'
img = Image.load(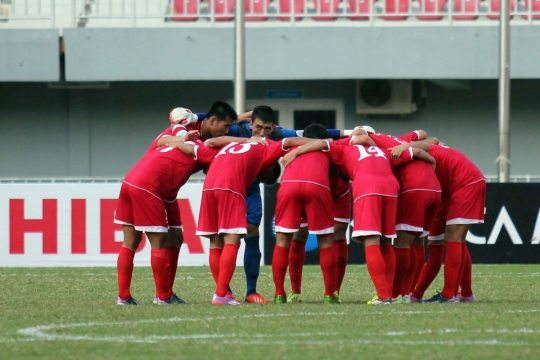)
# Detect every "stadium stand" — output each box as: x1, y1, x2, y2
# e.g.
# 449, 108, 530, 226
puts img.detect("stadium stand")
245, 0, 271, 21
346, 0, 369, 20
487, 0, 516, 20
453, 0, 481, 20
381, 0, 410, 20
311, 0, 341, 21
277, 0, 305, 20
417, 0, 446, 20
171, 0, 199, 21
521, 0, 540, 19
